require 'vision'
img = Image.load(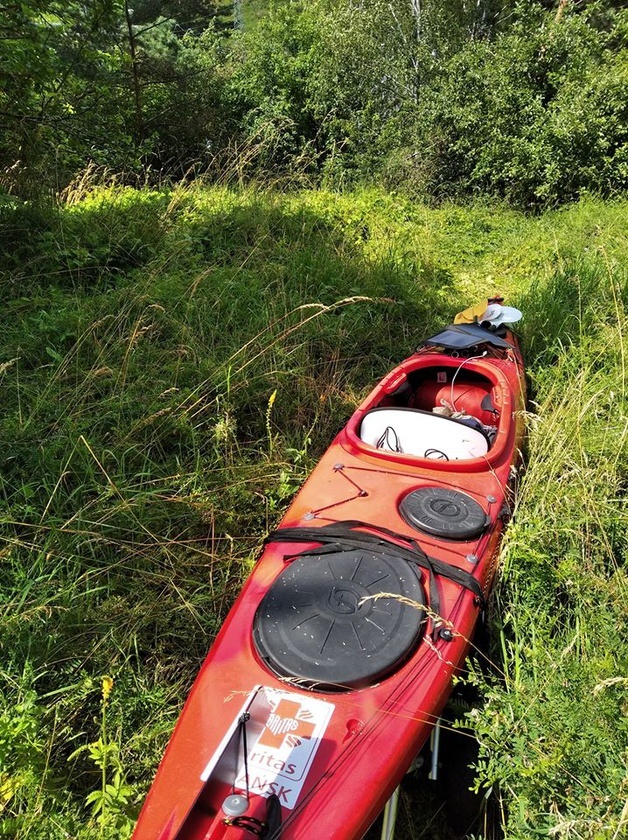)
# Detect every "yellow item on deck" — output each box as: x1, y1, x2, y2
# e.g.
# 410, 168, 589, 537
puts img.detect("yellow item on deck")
454, 301, 489, 324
